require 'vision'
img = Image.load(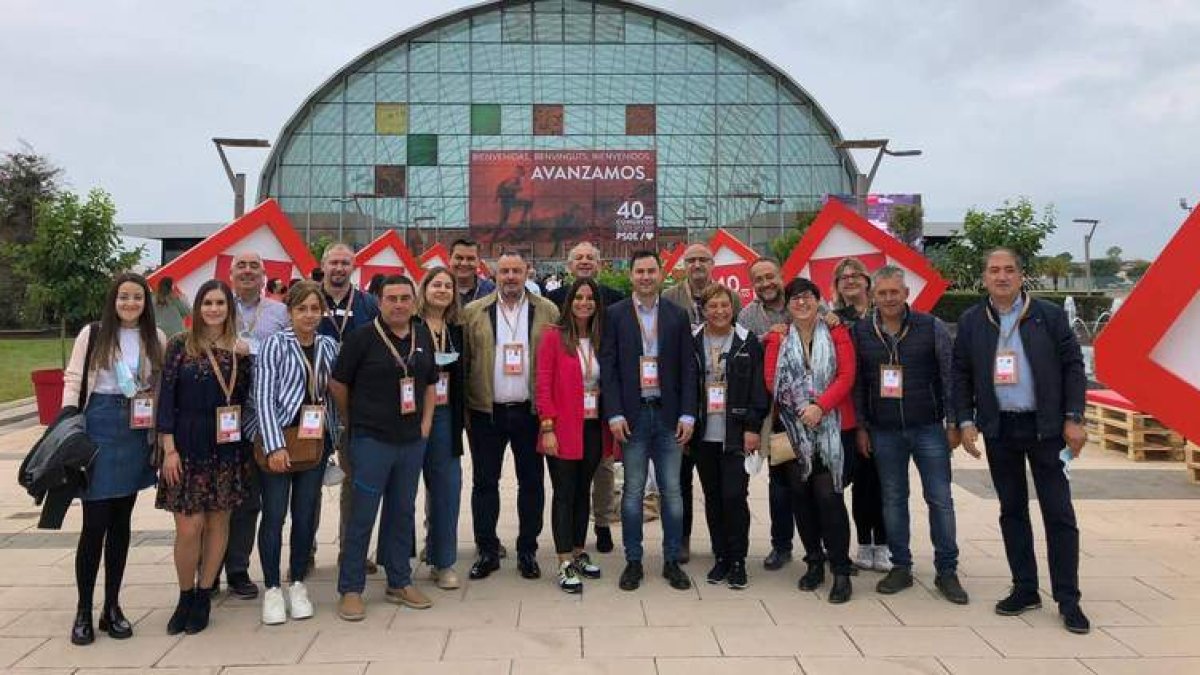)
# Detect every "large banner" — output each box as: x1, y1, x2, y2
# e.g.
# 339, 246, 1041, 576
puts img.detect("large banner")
469, 150, 657, 251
